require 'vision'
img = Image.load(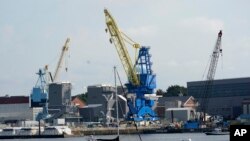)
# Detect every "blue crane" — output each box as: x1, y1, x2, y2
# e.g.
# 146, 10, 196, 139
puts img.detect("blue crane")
30, 69, 48, 108
30, 68, 50, 121
104, 9, 157, 121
